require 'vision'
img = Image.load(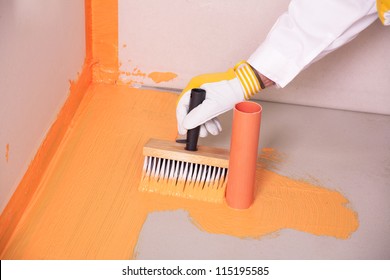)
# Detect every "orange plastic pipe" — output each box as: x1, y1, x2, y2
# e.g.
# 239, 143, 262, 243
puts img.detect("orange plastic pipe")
226, 101, 262, 209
